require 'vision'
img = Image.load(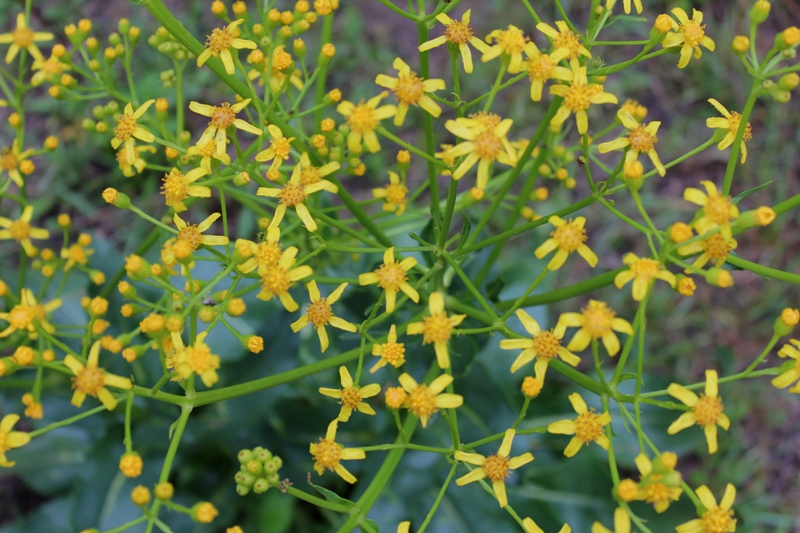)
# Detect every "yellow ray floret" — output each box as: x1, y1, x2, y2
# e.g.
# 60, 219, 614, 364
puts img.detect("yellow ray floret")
418, 10, 491, 74
772, 339, 800, 393
189, 99, 262, 160
535, 20, 592, 60
0, 414, 32, 467
592, 507, 631, 533
197, 19, 257, 75
373, 171, 409, 214
547, 393, 611, 457
257, 246, 313, 312
661, 8, 715, 69
358, 247, 418, 313
558, 300, 633, 356
535, 215, 597, 271
667, 369, 730, 454
598, 108, 666, 176
291, 281, 356, 353
549, 59, 617, 135
375, 57, 445, 126
309, 420, 366, 484
397, 372, 463, 428
63, 340, 133, 411
111, 100, 156, 166
406, 292, 466, 369
521, 42, 572, 102
256, 163, 338, 232
706, 98, 752, 163
614, 253, 676, 301
318, 366, 381, 422
675, 484, 737, 533
0, 288, 61, 339
337, 92, 396, 153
